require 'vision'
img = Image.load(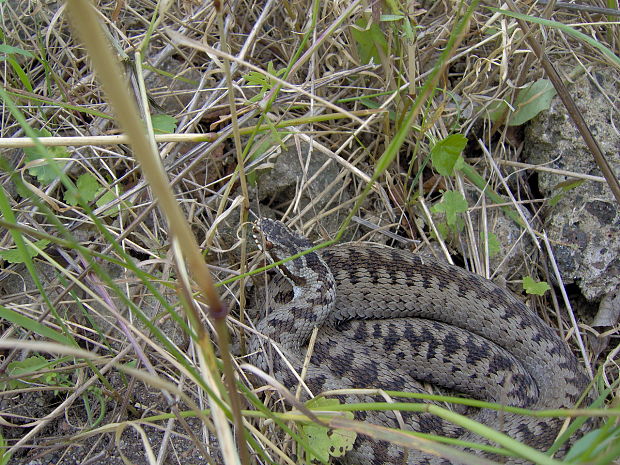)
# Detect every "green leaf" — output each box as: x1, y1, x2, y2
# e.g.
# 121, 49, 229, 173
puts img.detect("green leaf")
248, 131, 287, 185
430, 134, 467, 177
480, 231, 500, 258
0, 239, 50, 264
485, 100, 508, 125
123, 360, 138, 369
548, 179, 585, 207
8, 355, 49, 376
266, 61, 285, 78
379, 13, 416, 41
95, 185, 127, 217
431, 190, 468, 226
486, 79, 556, 126
23, 129, 69, 184
244, 70, 269, 87
507, 79, 556, 126
0, 44, 35, 59
150, 114, 177, 134
0, 305, 72, 345
522, 276, 551, 295
1, 355, 71, 392
0, 429, 12, 465
1, 355, 49, 389
41, 371, 71, 391
433, 221, 449, 241
6, 56, 33, 92
26, 145, 69, 184
488, 7, 620, 69
351, 18, 387, 64
302, 398, 355, 463
64, 173, 101, 205
564, 424, 620, 461
242, 61, 286, 102
0, 155, 11, 172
